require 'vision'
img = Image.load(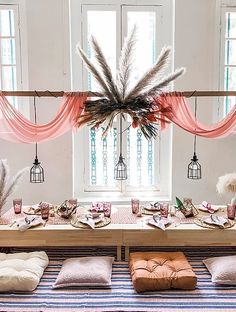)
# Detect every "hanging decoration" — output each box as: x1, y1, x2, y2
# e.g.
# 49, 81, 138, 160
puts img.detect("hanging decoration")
154, 93, 236, 138
0, 92, 87, 143
187, 97, 201, 179
30, 96, 44, 183
76, 26, 185, 140
114, 115, 127, 180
